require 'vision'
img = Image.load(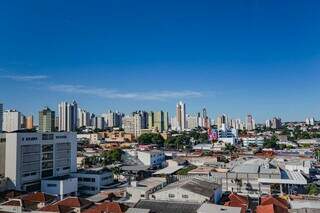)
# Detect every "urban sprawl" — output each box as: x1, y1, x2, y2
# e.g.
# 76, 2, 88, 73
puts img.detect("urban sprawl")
0, 101, 319, 213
